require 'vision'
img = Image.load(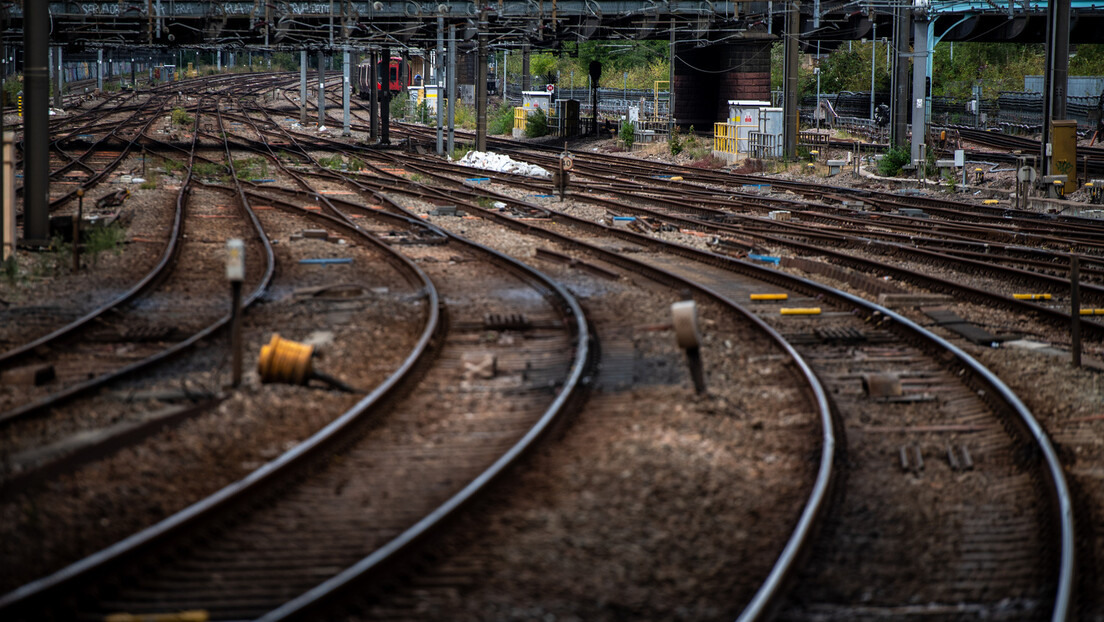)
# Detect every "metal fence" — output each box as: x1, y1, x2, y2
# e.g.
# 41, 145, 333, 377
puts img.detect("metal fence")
504, 83, 669, 119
